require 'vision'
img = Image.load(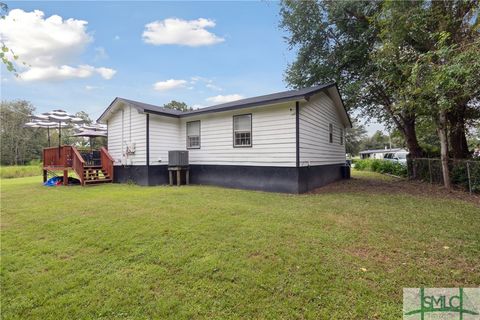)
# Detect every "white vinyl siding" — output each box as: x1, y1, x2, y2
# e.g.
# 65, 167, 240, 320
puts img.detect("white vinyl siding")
107, 103, 146, 166
180, 103, 296, 166
299, 92, 346, 166
149, 115, 181, 165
